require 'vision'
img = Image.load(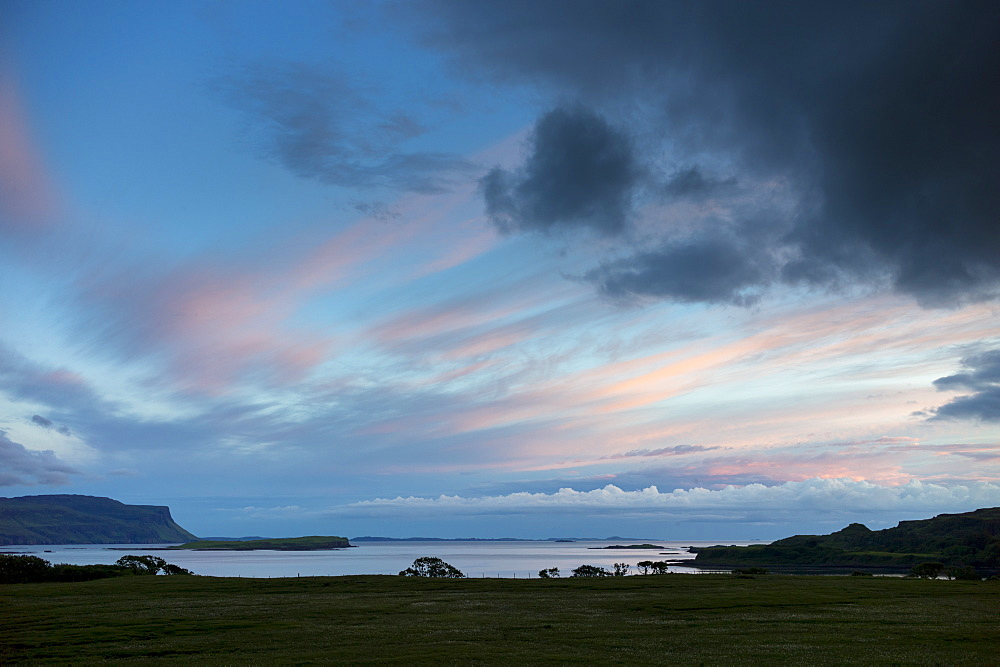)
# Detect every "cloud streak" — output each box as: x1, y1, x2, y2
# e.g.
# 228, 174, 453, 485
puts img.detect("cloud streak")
214, 62, 475, 193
